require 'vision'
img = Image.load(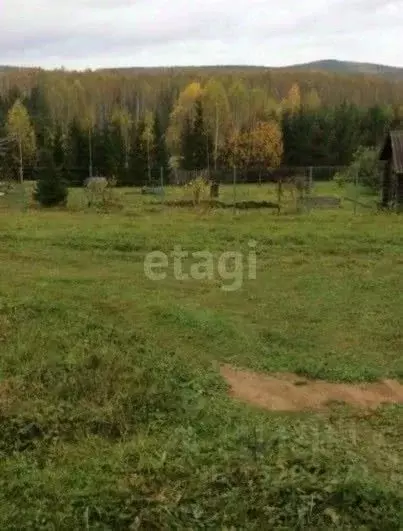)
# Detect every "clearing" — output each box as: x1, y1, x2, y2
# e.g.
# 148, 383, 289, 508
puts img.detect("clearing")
0, 183, 402, 529
221, 364, 403, 412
